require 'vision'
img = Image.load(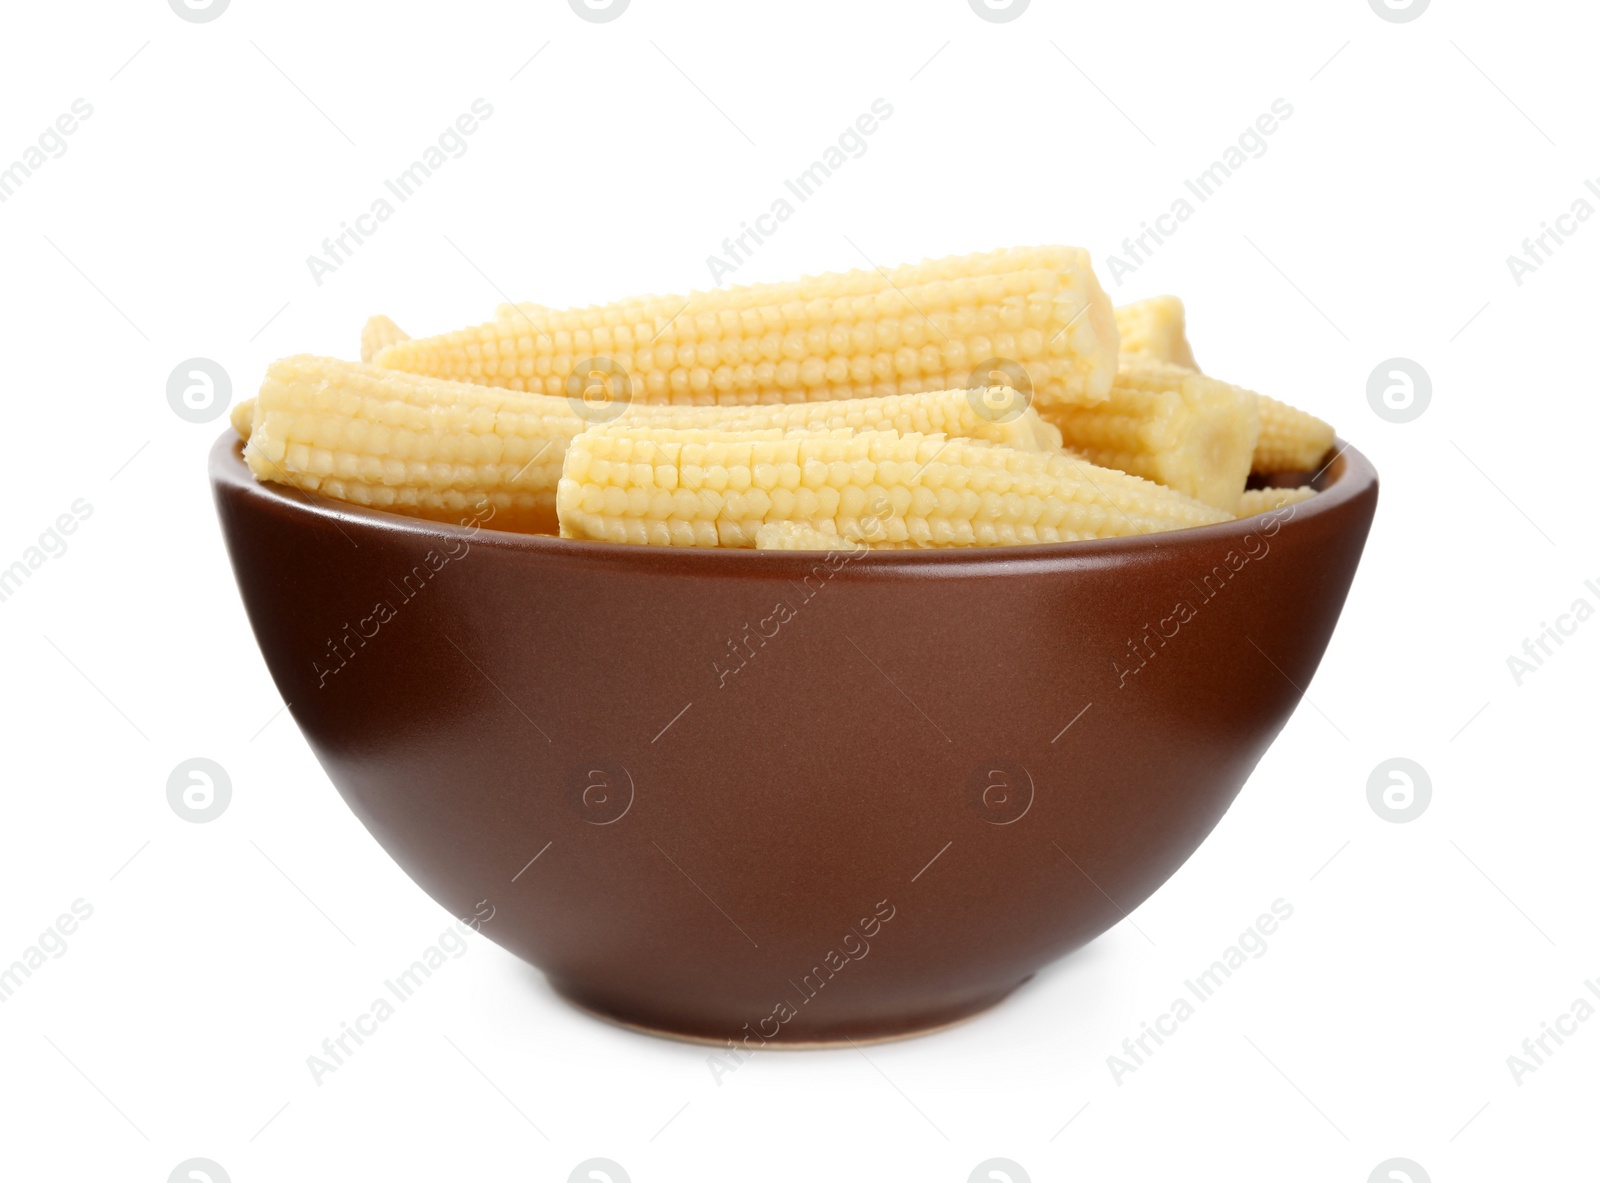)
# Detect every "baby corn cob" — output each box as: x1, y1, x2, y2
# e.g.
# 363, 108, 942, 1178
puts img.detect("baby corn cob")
556, 425, 1229, 548
230, 397, 255, 440
1037, 362, 1260, 511
361, 315, 410, 363
228, 314, 414, 440
1114, 296, 1197, 370
1112, 296, 1333, 473
376, 247, 1119, 409
1236, 485, 1317, 516
236, 364, 1065, 532
624, 386, 1062, 453
753, 521, 919, 550
1254, 395, 1335, 472
755, 521, 869, 552
243, 356, 586, 533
